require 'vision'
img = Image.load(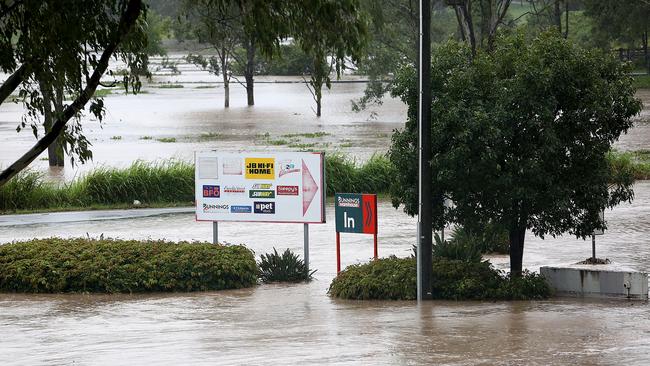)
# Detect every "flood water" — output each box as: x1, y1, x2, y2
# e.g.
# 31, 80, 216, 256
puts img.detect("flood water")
1, 58, 650, 365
